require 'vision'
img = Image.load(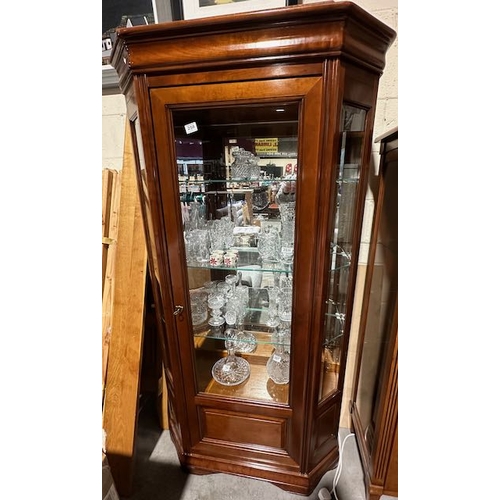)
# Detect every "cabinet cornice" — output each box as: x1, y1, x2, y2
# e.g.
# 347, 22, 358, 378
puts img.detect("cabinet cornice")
111, 1, 396, 90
